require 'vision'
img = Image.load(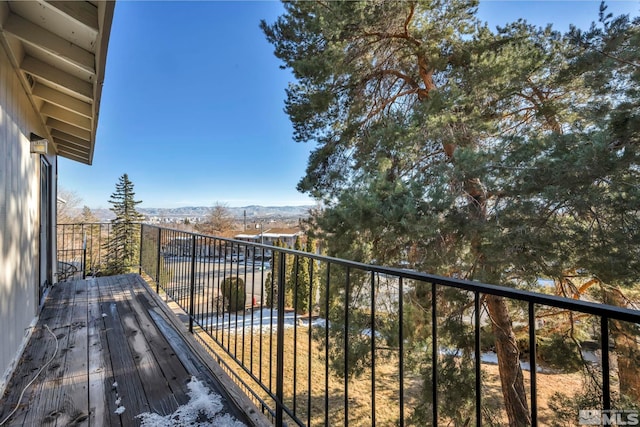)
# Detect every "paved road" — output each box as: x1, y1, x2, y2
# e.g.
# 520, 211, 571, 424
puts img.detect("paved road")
161, 258, 271, 307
